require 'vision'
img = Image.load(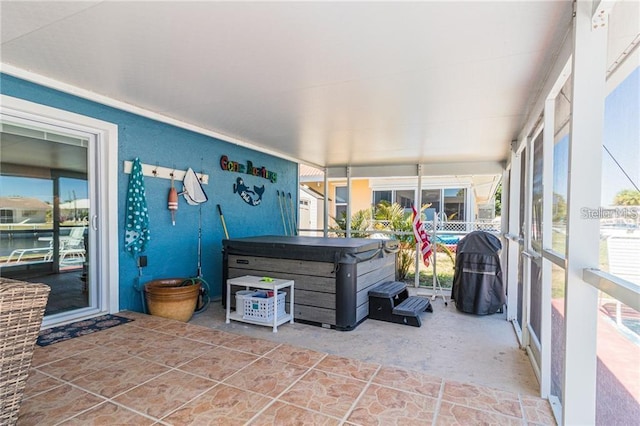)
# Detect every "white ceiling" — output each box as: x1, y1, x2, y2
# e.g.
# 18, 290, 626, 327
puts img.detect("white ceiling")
0, 1, 573, 169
